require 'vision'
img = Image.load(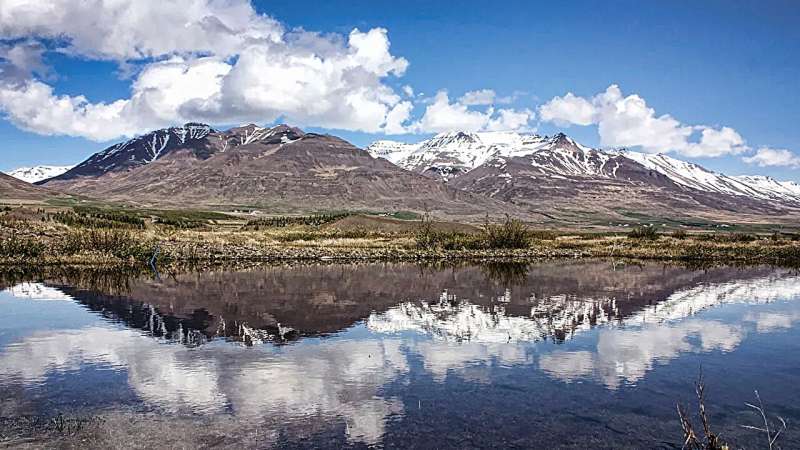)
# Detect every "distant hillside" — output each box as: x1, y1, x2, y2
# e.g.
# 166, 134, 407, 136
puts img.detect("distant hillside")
41, 124, 517, 219
369, 131, 800, 225
0, 172, 59, 202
